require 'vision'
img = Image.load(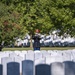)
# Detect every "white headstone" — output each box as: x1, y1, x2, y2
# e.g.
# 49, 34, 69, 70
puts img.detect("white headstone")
1, 57, 14, 75
9, 53, 18, 58
27, 50, 34, 53
21, 51, 27, 54
18, 53, 26, 60
46, 56, 63, 65
51, 62, 64, 75
0, 52, 9, 64
14, 51, 21, 55
35, 58, 46, 65
62, 51, 71, 61
14, 56, 23, 73
26, 53, 34, 61
34, 52, 42, 60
